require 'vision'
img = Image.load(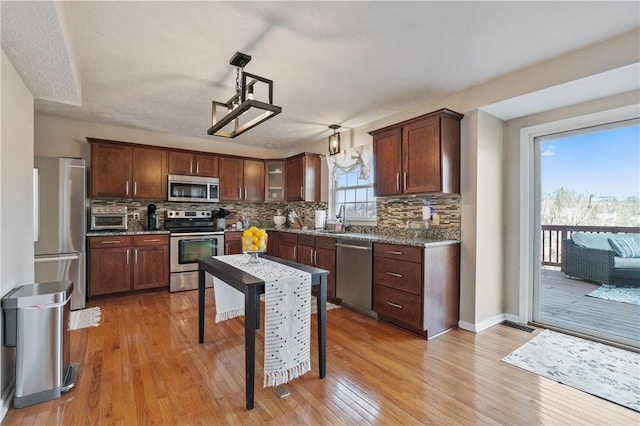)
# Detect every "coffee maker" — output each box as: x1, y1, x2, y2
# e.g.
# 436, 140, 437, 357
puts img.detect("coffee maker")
147, 204, 159, 230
